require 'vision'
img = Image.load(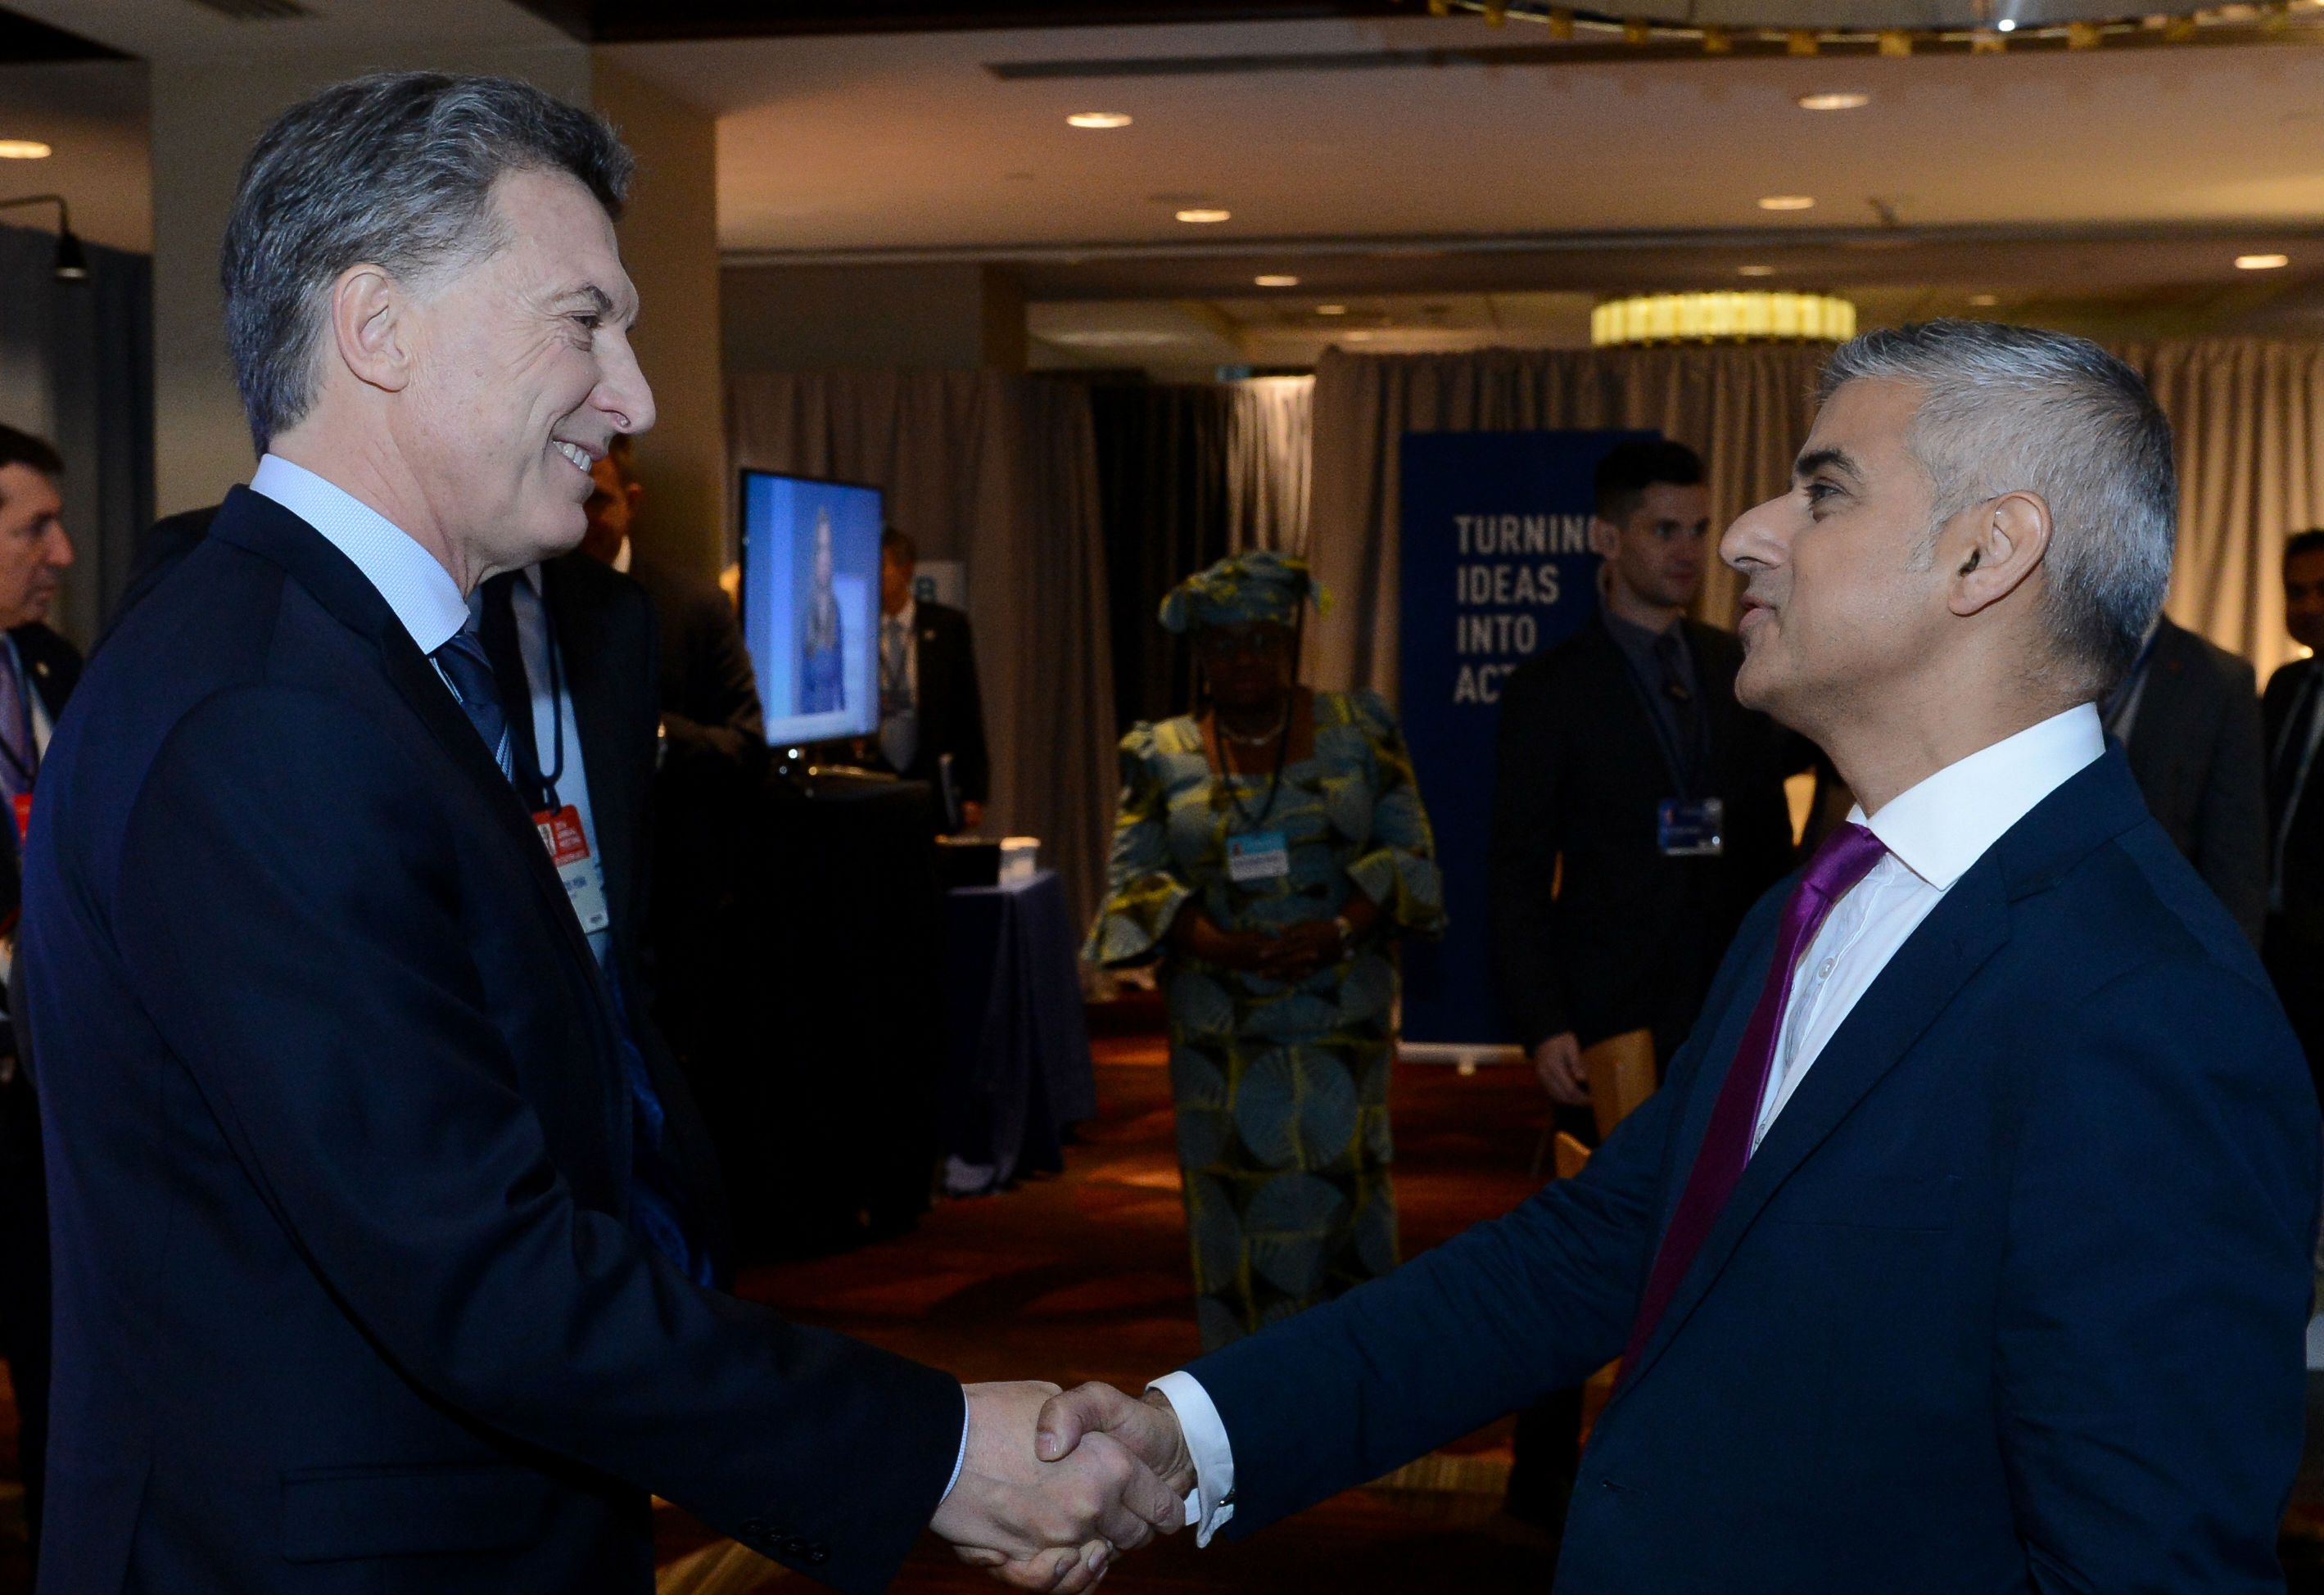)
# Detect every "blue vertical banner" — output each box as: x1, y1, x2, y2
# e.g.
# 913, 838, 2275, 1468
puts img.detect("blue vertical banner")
1396, 429, 1653, 1055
